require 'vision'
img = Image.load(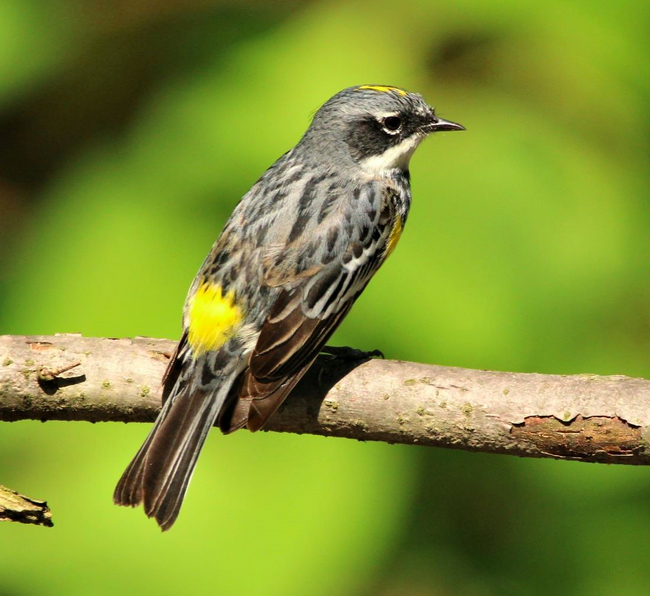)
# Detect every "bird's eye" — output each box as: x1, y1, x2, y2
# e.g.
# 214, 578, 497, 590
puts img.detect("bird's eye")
382, 116, 402, 133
